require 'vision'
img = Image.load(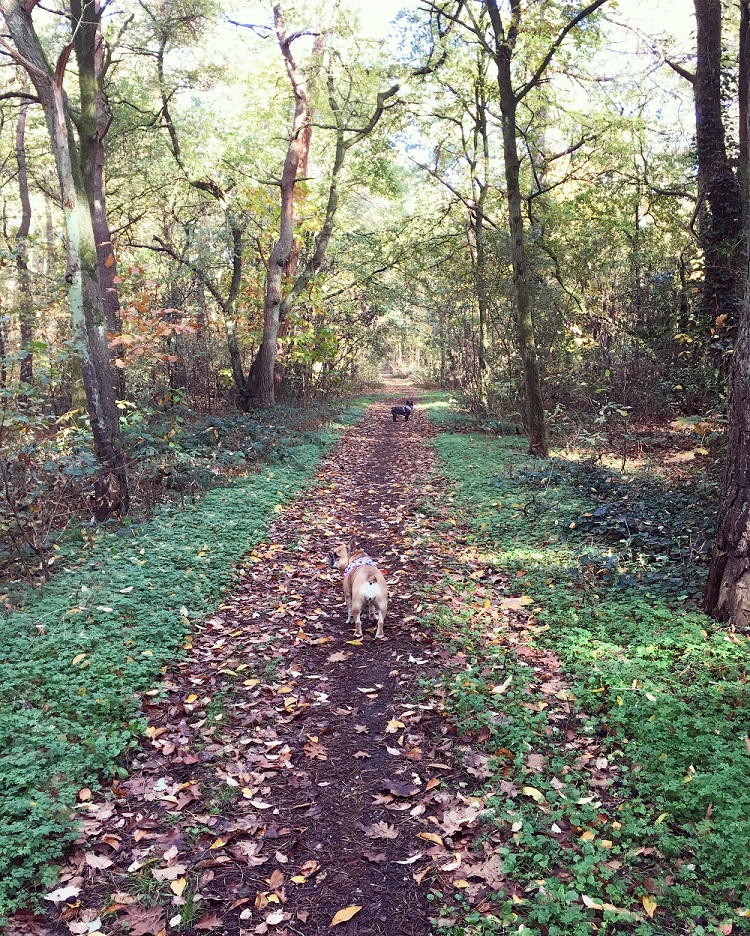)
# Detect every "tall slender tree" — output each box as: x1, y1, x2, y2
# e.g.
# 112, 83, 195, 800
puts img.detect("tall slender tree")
0, 0, 128, 517
425, 0, 609, 456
